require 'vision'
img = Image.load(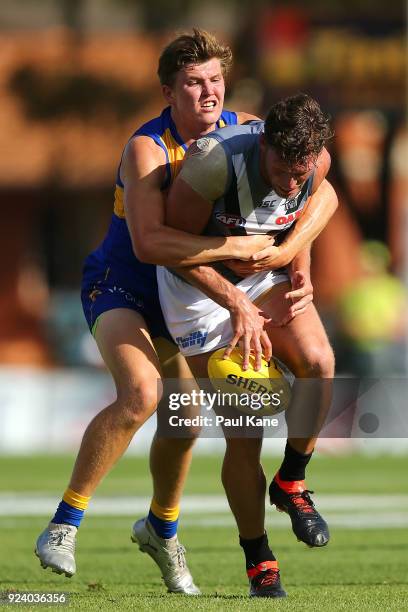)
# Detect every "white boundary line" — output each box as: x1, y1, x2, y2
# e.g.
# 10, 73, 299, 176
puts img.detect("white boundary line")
0, 494, 407, 528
